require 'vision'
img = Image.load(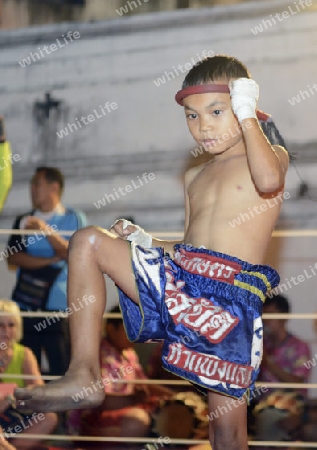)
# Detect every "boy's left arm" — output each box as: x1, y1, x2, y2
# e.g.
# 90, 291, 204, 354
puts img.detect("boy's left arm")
230, 78, 289, 193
